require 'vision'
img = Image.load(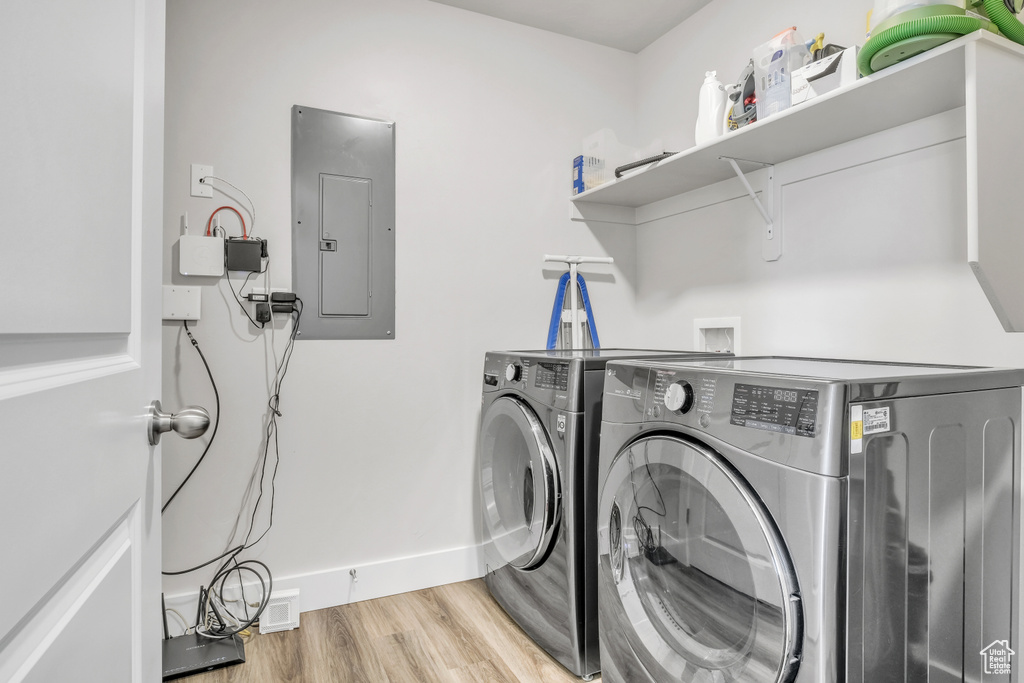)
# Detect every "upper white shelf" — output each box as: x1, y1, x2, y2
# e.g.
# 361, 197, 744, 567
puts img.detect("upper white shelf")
570, 30, 1024, 332
570, 31, 1020, 210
